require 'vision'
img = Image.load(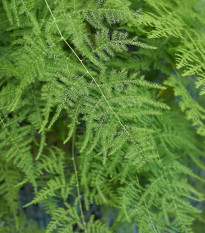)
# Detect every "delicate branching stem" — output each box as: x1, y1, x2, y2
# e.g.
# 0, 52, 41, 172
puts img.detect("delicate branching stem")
44, 1, 158, 231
